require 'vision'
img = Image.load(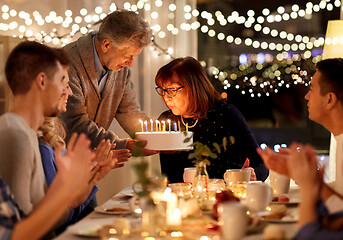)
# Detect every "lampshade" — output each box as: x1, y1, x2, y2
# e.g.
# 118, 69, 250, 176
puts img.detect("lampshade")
322, 20, 343, 59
